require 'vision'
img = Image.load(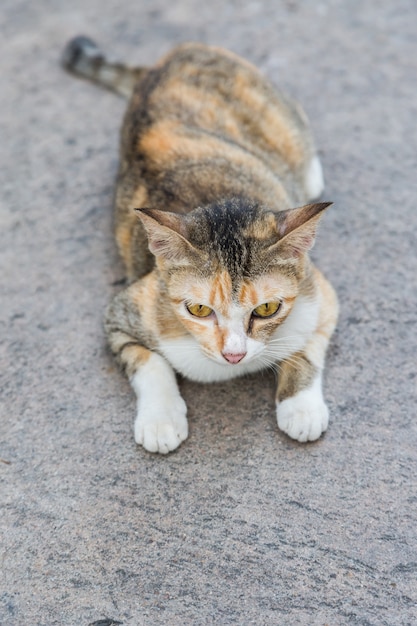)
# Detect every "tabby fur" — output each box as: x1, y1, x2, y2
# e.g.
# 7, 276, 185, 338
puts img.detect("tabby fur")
63, 37, 338, 453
